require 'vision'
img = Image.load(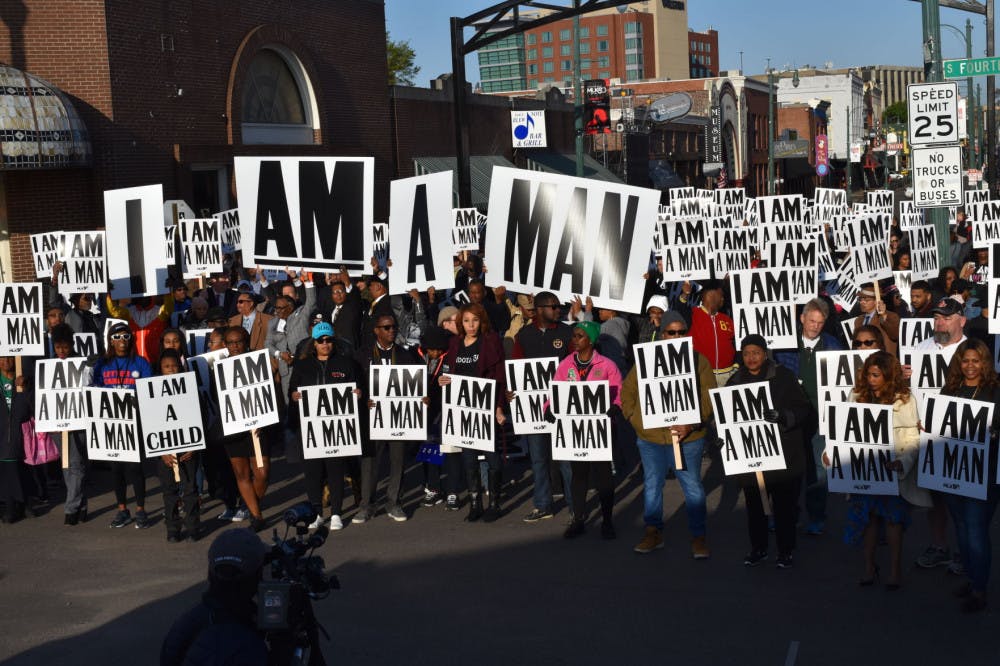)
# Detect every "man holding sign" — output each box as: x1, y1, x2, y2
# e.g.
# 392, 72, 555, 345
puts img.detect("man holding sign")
622, 312, 714, 558
722, 335, 816, 569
